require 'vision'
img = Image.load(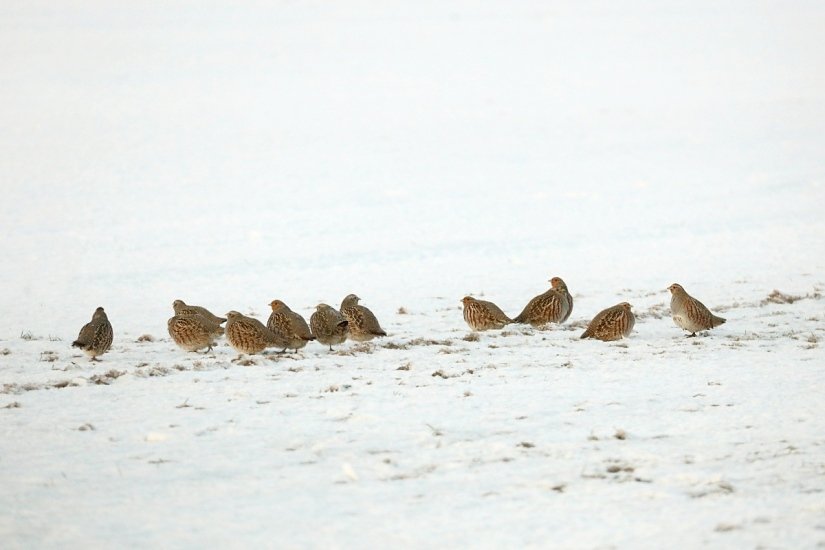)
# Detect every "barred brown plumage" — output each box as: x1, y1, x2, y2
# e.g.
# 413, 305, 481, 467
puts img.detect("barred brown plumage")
461, 296, 512, 331
225, 311, 289, 355
340, 294, 386, 341
168, 313, 223, 352
513, 282, 569, 328
668, 283, 726, 337
266, 300, 316, 352
71, 306, 113, 361
310, 303, 349, 351
580, 302, 635, 341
